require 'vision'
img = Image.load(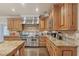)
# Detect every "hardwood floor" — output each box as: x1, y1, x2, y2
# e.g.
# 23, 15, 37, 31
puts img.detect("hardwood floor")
25, 47, 49, 56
